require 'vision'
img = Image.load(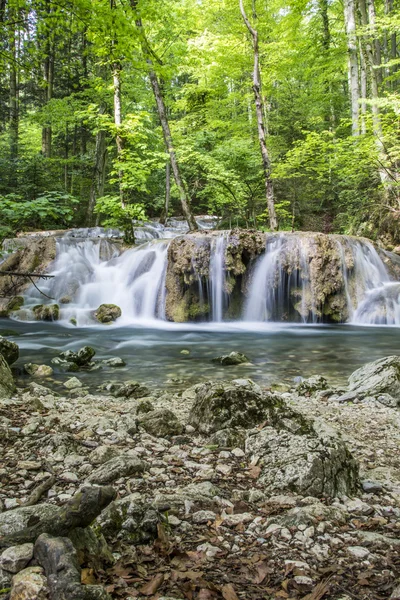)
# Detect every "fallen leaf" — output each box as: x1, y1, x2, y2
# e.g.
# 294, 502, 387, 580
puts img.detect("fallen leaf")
254, 560, 271, 584
248, 465, 261, 479
221, 583, 239, 600
301, 577, 331, 600
197, 589, 218, 599
139, 573, 164, 596
81, 567, 97, 585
